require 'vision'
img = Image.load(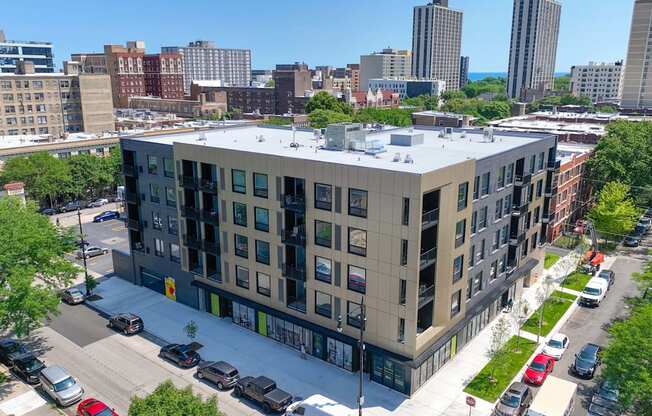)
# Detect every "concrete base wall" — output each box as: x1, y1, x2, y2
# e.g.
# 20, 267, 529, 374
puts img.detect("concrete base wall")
112, 249, 136, 283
